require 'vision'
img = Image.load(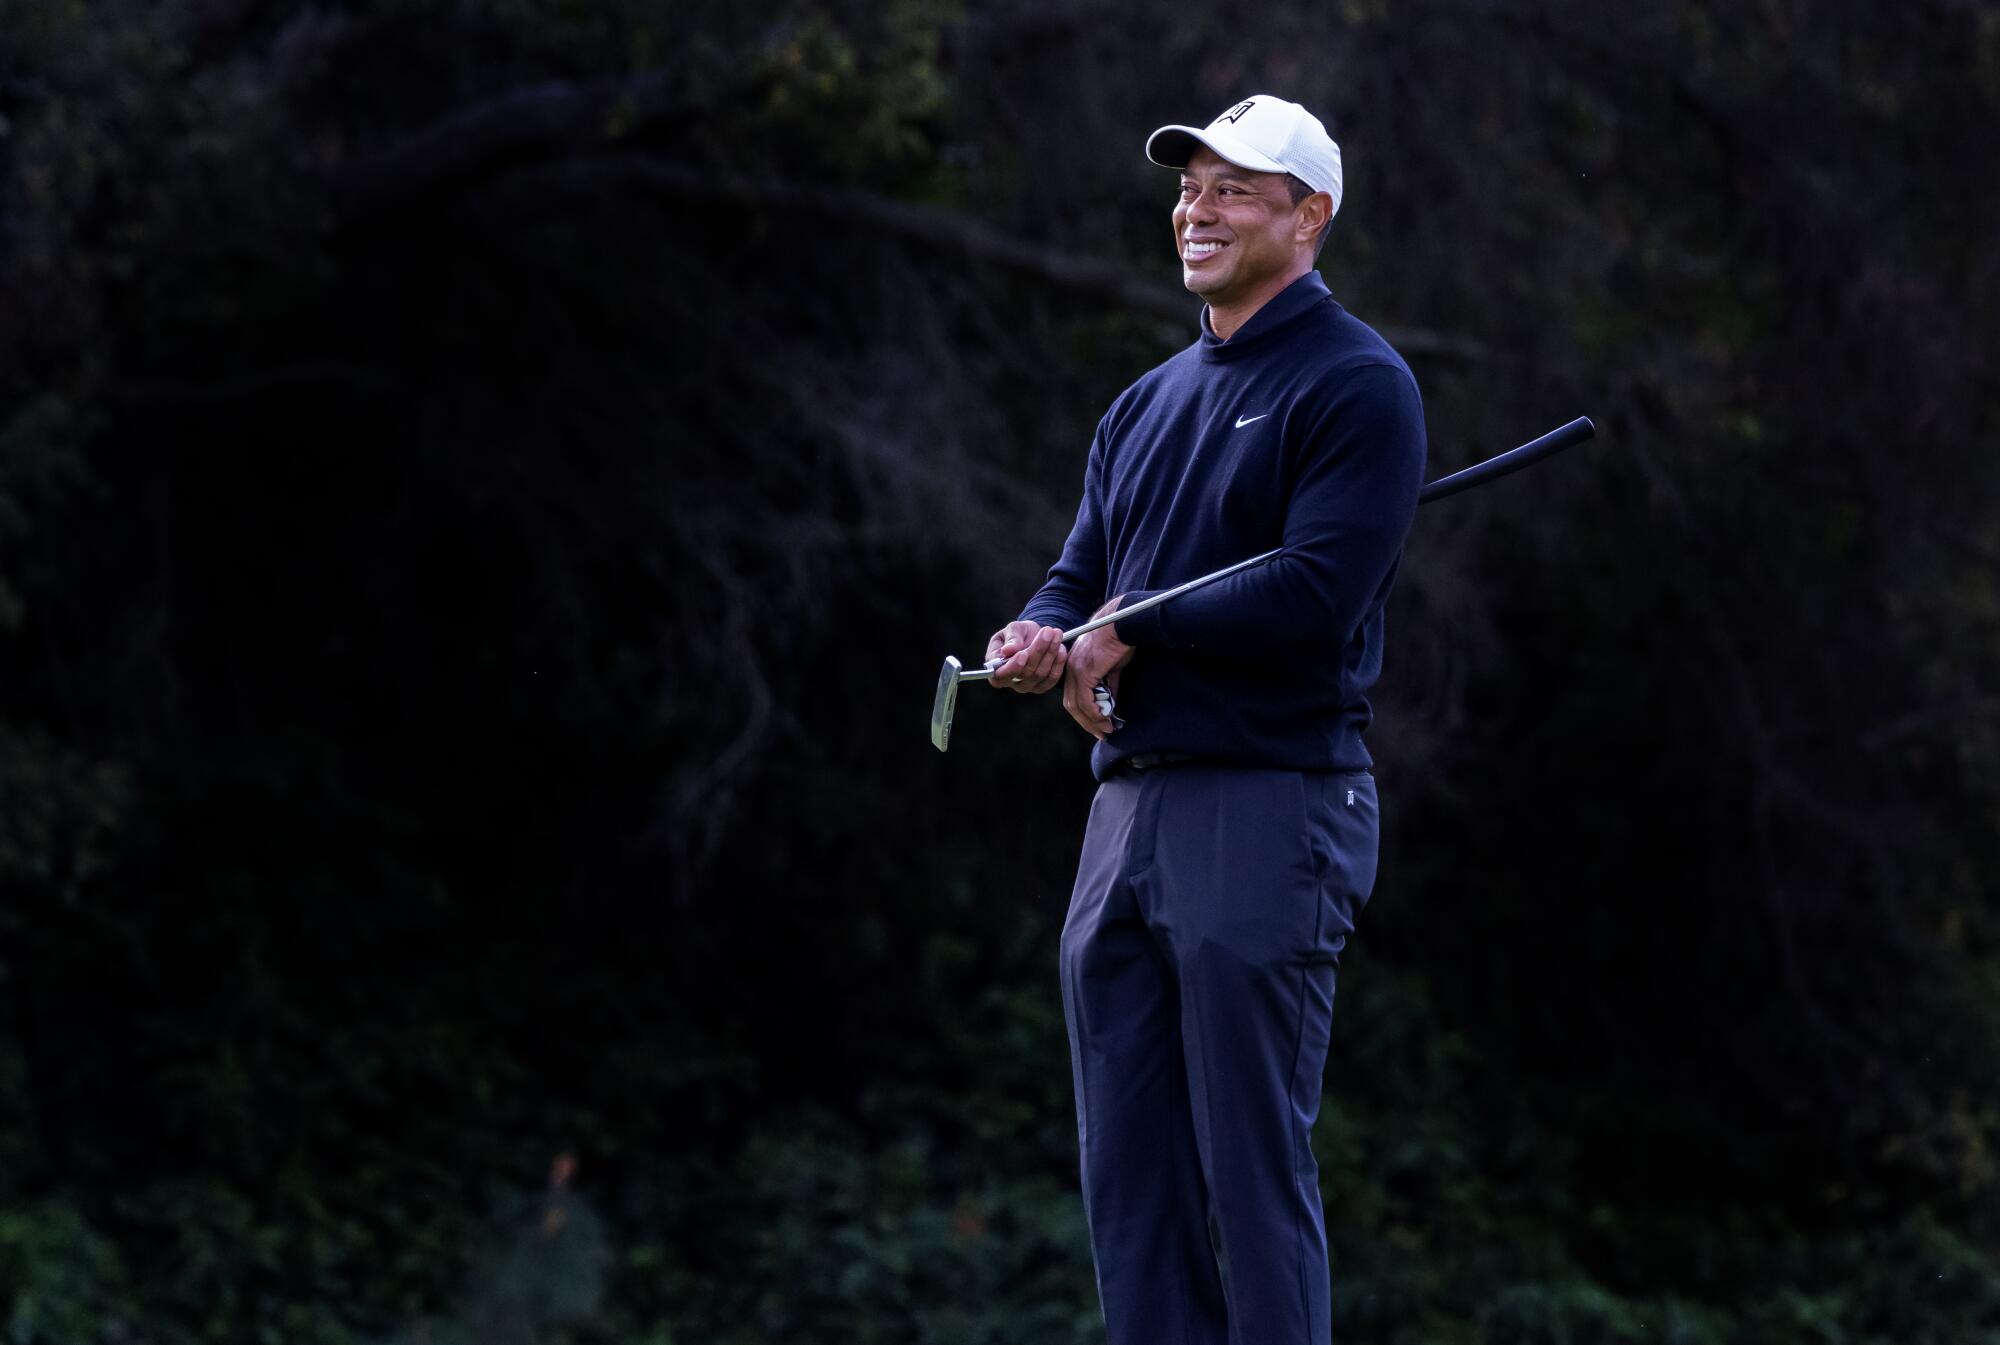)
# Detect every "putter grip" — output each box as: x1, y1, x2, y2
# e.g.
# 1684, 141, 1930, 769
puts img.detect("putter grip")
1417, 416, 1595, 504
